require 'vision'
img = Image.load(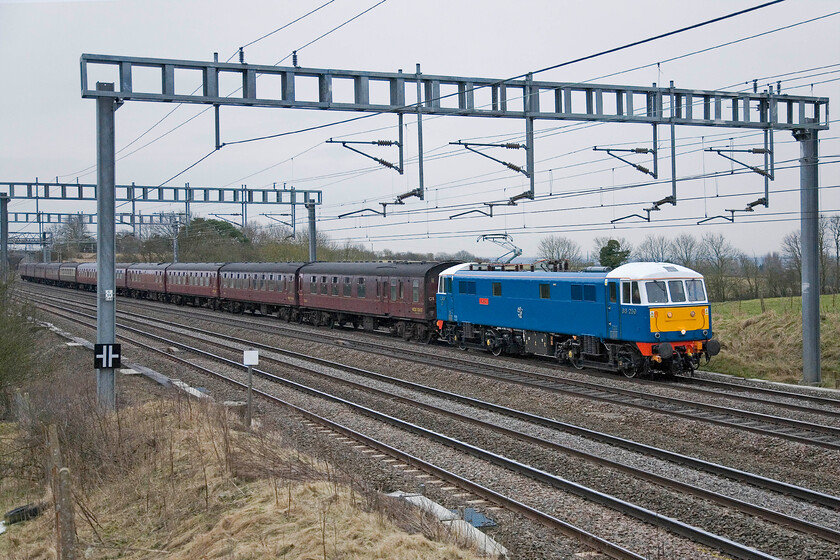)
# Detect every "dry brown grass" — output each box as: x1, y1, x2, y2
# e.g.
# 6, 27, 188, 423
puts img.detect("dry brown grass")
708, 294, 840, 387
1, 395, 484, 560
